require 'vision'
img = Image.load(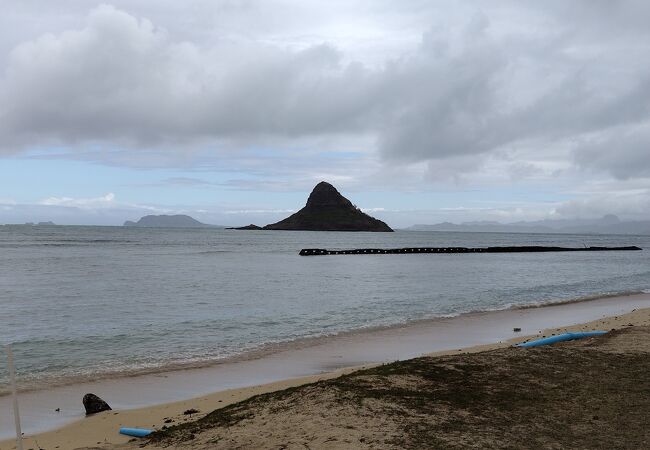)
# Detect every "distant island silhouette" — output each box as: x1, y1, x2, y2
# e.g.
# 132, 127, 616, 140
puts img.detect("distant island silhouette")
405, 214, 650, 235
227, 224, 263, 230
124, 214, 220, 228
232, 182, 393, 232
123, 183, 391, 232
